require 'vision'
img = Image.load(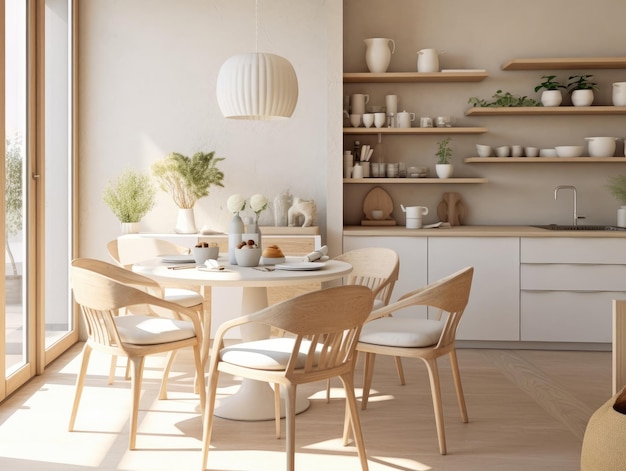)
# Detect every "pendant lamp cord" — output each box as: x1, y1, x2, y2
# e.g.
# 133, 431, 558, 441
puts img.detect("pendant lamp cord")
255, 0, 259, 53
